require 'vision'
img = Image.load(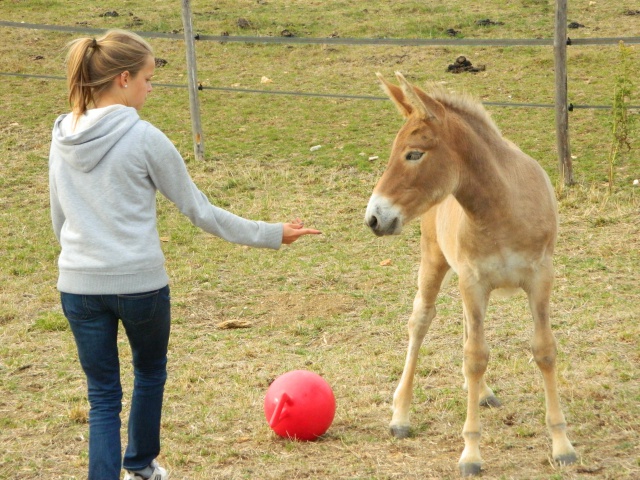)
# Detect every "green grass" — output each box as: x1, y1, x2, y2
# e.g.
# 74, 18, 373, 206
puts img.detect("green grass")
33, 311, 68, 332
1, 1, 639, 479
